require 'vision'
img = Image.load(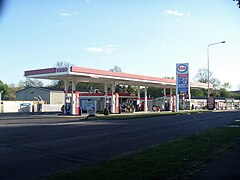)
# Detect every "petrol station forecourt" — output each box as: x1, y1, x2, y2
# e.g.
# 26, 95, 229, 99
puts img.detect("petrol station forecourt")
24, 65, 212, 115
